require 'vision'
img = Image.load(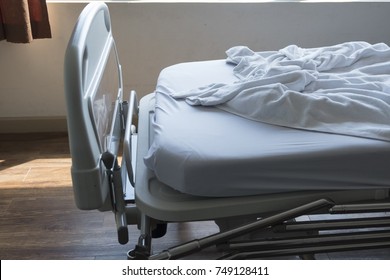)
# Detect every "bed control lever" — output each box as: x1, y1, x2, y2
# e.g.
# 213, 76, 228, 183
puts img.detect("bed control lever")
102, 152, 129, 245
